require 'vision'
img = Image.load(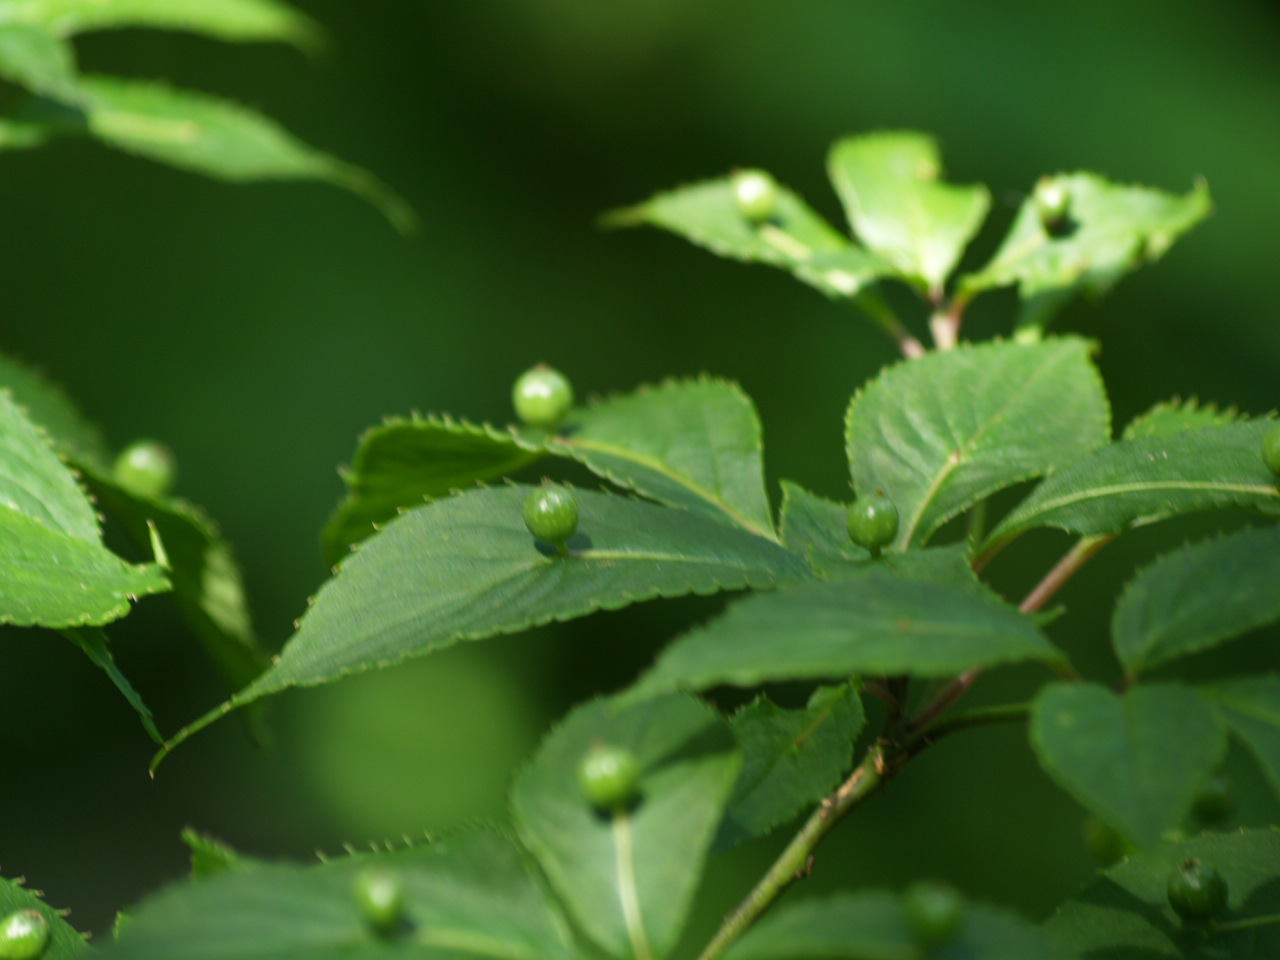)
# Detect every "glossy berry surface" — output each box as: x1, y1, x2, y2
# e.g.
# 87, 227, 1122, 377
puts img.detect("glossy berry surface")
902, 881, 964, 945
1191, 775, 1234, 825
523, 486, 579, 547
1034, 177, 1071, 235
578, 744, 641, 810
0, 909, 50, 960
1167, 858, 1228, 924
1262, 423, 1280, 477
113, 439, 176, 499
512, 365, 574, 428
731, 169, 778, 222
846, 494, 899, 553
353, 866, 405, 934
